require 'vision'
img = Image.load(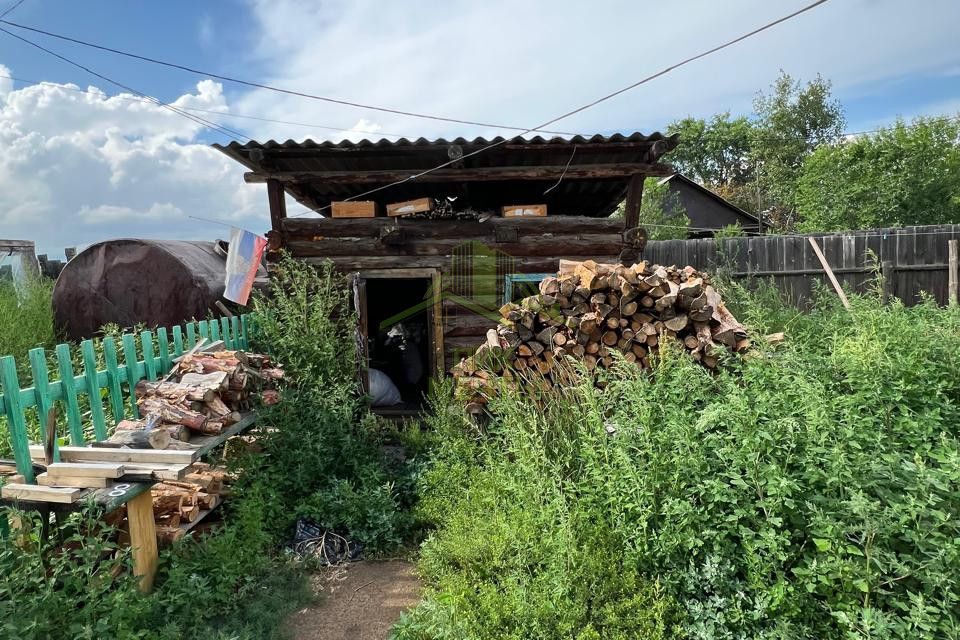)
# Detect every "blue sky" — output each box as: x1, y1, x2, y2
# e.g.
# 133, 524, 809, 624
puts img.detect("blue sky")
0, 0, 958, 253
